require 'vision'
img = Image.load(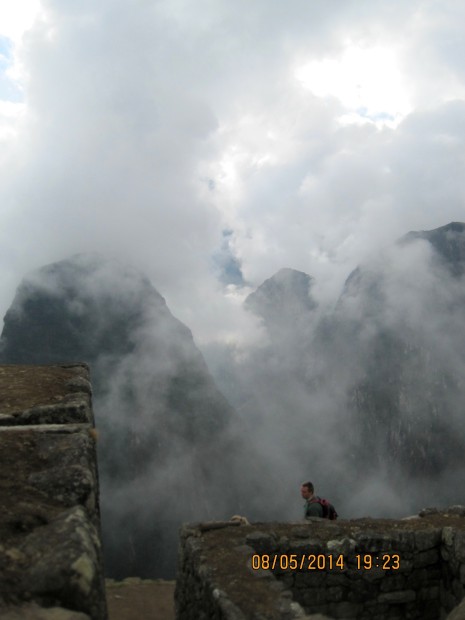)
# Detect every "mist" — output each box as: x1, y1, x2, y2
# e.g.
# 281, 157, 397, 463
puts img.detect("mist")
202, 226, 465, 522
1, 227, 465, 579
1, 0, 465, 579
